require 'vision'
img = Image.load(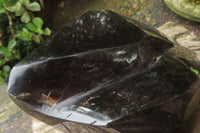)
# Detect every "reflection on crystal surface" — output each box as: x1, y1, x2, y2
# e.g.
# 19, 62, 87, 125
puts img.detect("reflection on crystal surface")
38, 104, 112, 126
